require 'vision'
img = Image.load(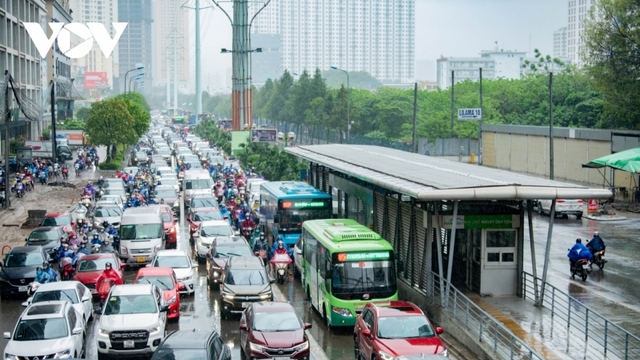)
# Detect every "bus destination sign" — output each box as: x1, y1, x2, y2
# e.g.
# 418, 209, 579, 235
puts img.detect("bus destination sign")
337, 251, 390, 262
282, 200, 328, 209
